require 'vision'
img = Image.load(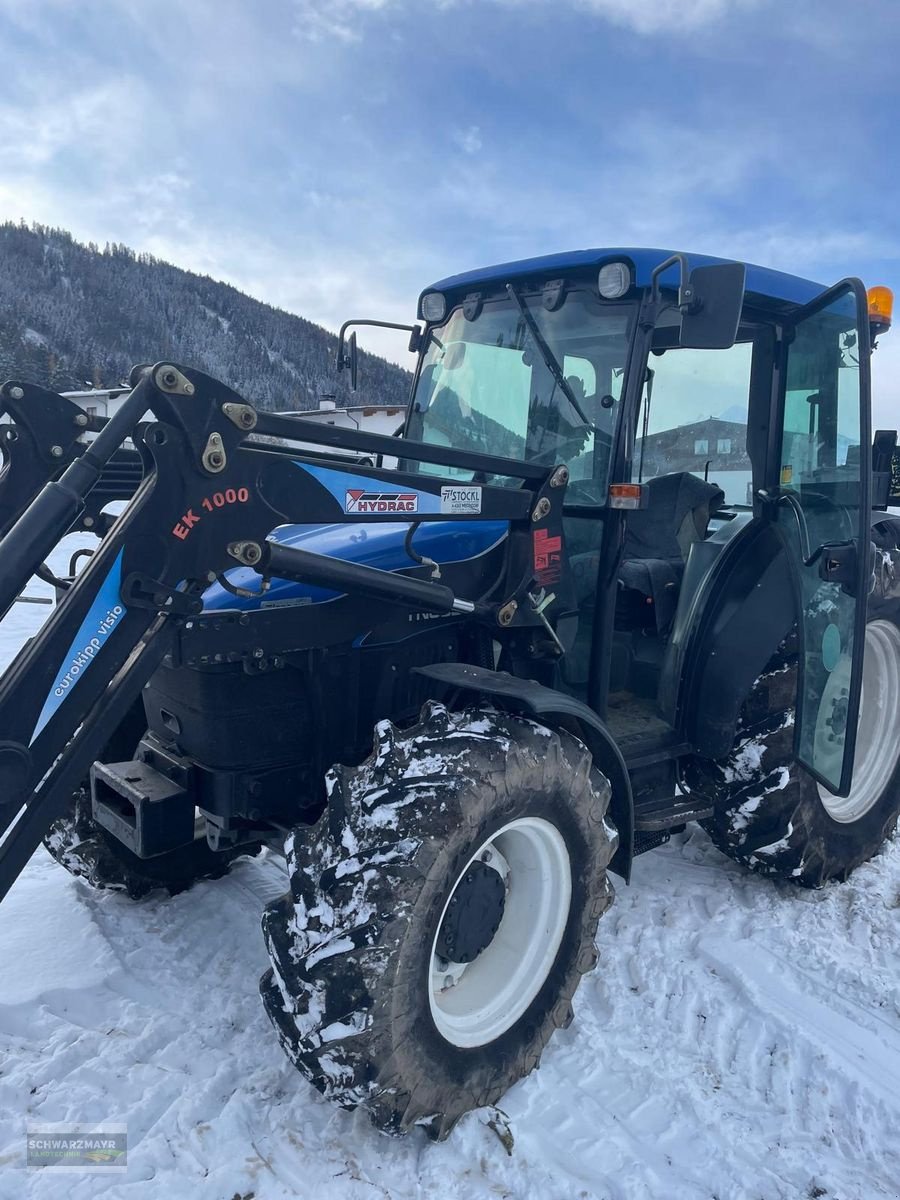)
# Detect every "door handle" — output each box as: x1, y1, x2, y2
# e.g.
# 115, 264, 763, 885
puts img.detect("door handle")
813, 539, 855, 582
